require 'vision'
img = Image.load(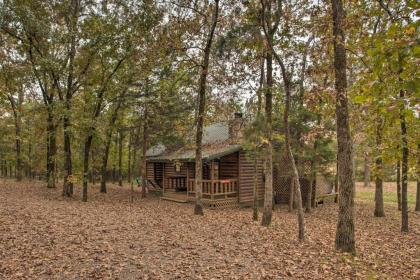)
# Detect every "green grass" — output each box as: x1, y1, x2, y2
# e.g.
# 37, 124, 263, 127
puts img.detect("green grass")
355, 189, 416, 207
